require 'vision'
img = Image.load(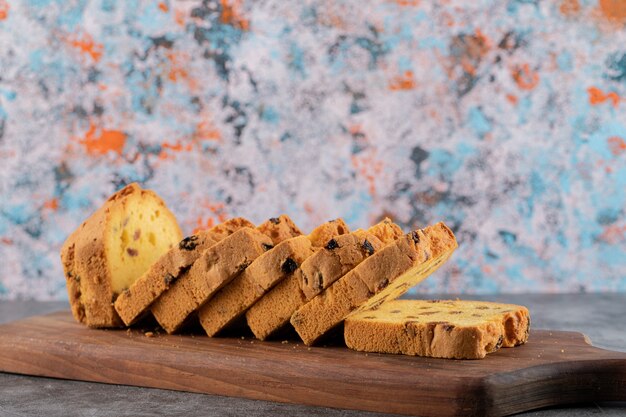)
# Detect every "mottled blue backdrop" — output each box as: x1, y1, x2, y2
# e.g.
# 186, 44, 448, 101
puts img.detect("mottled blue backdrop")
0, 0, 625, 299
